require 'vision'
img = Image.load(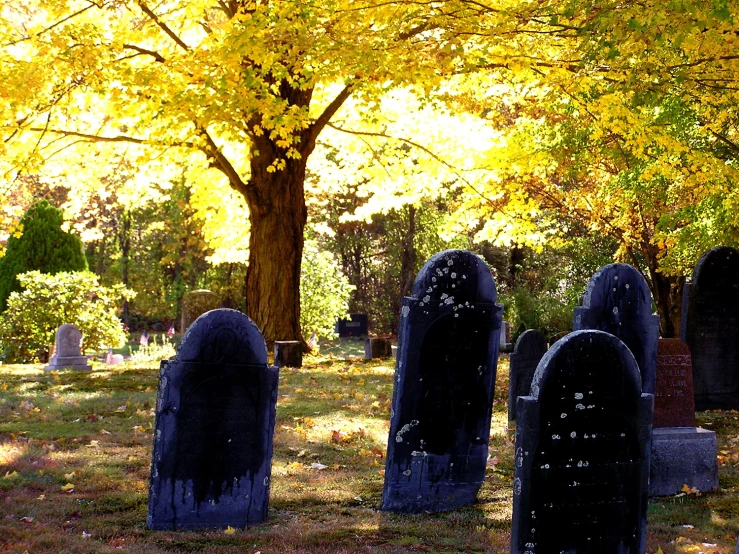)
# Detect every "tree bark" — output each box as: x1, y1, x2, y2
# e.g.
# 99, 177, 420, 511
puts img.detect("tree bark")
243, 150, 308, 347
